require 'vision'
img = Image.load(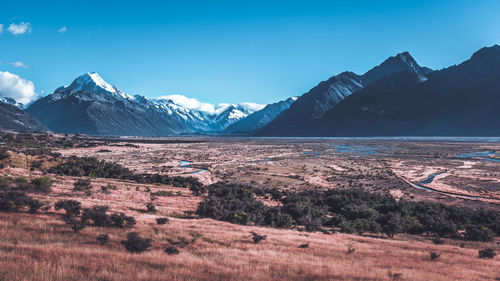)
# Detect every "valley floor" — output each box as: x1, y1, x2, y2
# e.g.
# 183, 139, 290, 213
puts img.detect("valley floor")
0, 135, 499, 280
